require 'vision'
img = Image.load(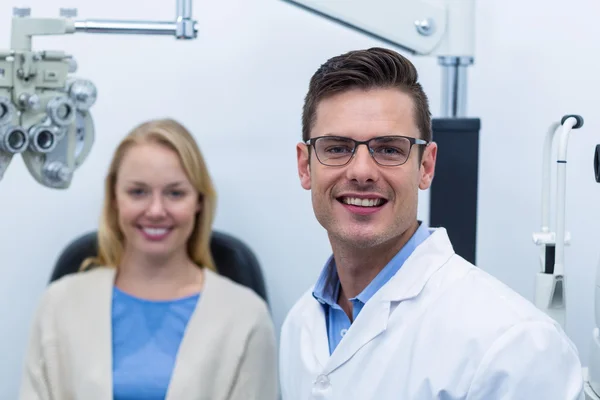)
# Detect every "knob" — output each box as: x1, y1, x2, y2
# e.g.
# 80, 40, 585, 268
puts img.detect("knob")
18, 93, 40, 111
60, 8, 77, 18
66, 57, 78, 73
13, 7, 31, 18
44, 161, 73, 183
68, 79, 97, 111
415, 18, 435, 37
